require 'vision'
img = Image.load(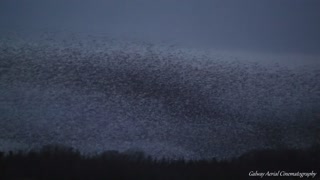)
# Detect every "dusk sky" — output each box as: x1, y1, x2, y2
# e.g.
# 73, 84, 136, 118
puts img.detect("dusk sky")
0, 0, 320, 53
0, 0, 319, 160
